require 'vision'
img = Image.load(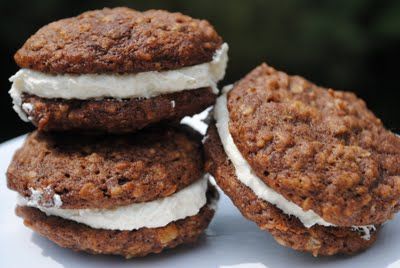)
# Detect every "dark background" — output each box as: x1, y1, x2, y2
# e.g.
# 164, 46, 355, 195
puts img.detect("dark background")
1, 0, 399, 142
